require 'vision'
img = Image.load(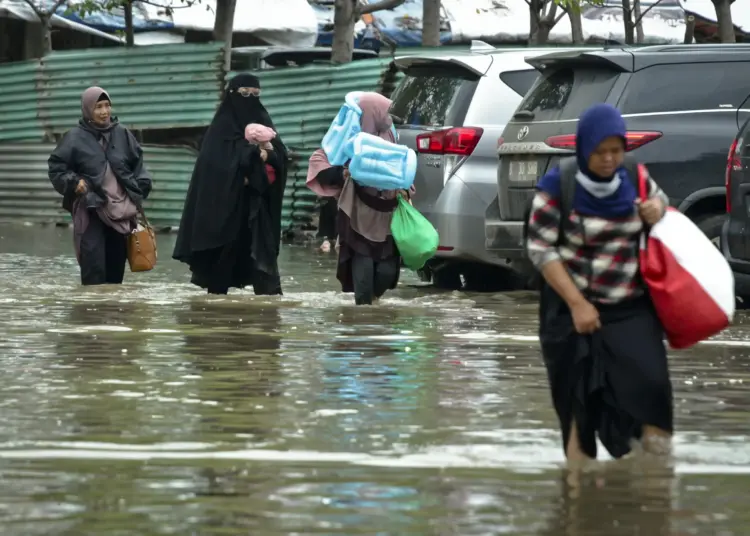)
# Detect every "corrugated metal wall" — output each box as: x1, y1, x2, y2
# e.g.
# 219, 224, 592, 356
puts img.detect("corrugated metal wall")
0, 142, 197, 228
0, 143, 68, 222
248, 57, 399, 231
139, 145, 197, 228
0, 60, 44, 142
0, 47, 404, 233
39, 43, 224, 138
